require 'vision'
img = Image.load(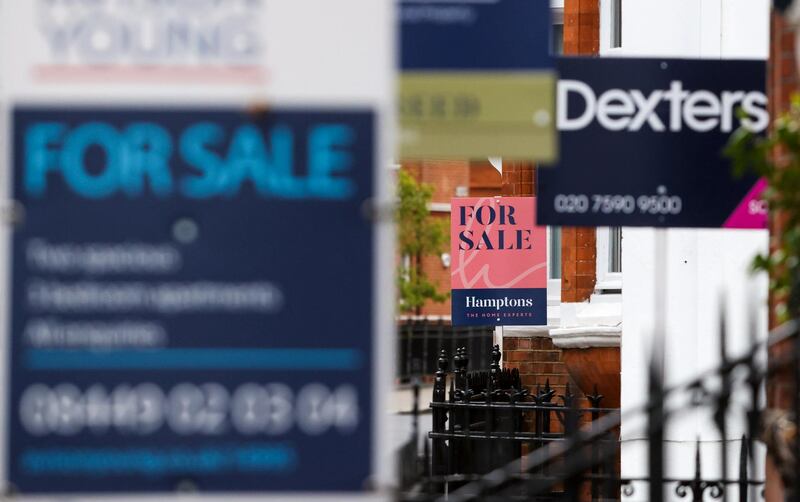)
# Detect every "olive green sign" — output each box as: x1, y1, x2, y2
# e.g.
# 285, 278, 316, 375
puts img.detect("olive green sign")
399, 72, 556, 161
399, 0, 556, 161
